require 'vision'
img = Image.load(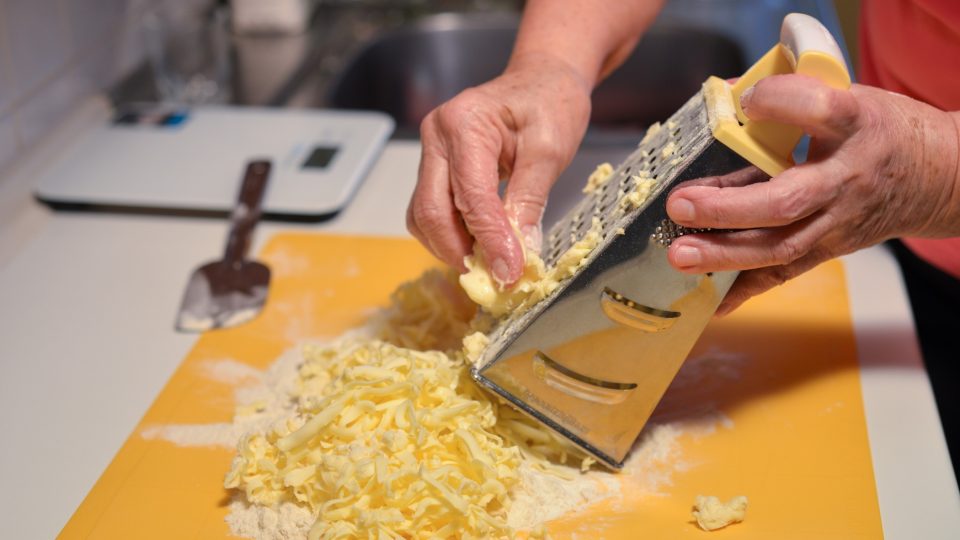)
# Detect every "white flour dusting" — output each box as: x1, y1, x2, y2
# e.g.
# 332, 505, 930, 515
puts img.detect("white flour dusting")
620, 423, 685, 497
199, 359, 263, 385
226, 499, 313, 540
139, 349, 305, 449
507, 462, 618, 530
141, 332, 744, 538
141, 422, 249, 449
